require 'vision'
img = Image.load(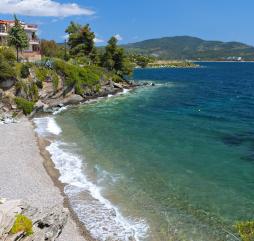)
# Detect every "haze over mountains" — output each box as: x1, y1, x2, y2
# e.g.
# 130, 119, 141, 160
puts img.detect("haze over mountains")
123, 36, 254, 60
